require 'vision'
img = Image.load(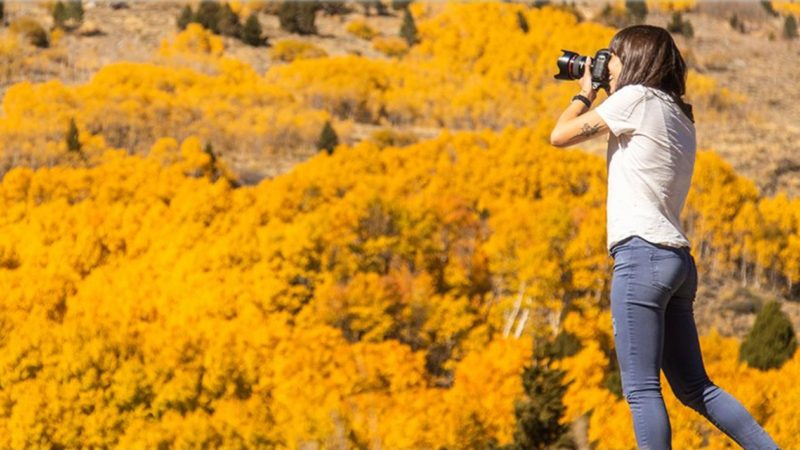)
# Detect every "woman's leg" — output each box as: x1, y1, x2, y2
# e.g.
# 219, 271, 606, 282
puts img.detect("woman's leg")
661, 253, 780, 450
610, 239, 675, 450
